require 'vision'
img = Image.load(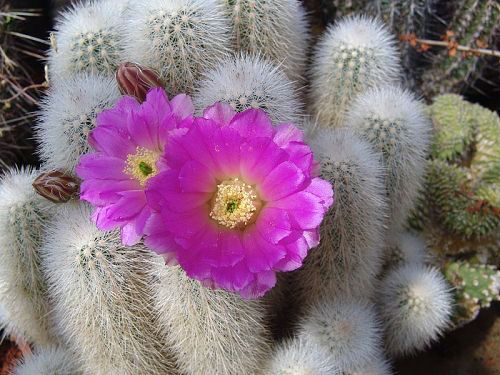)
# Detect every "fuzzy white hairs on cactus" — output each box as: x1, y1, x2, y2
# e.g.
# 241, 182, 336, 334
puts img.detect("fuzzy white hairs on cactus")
36, 74, 120, 173
349, 355, 393, 375
379, 264, 452, 356
48, 0, 128, 81
12, 346, 82, 375
223, 0, 308, 82
153, 264, 270, 375
298, 297, 383, 374
122, 0, 231, 95
40, 204, 177, 375
310, 15, 400, 128
295, 128, 387, 302
193, 54, 304, 124
345, 85, 431, 233
0, 168, 55, 347
264, 337, 340, 375
383, 231, 428, 271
